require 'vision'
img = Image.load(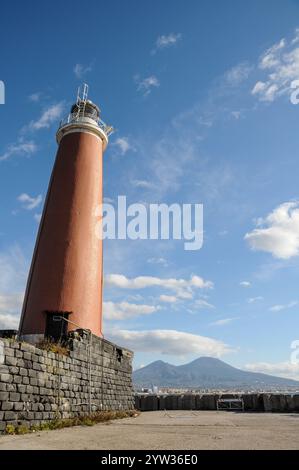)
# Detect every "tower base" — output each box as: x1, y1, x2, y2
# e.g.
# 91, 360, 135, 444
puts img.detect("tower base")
0, 330, 134, 432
